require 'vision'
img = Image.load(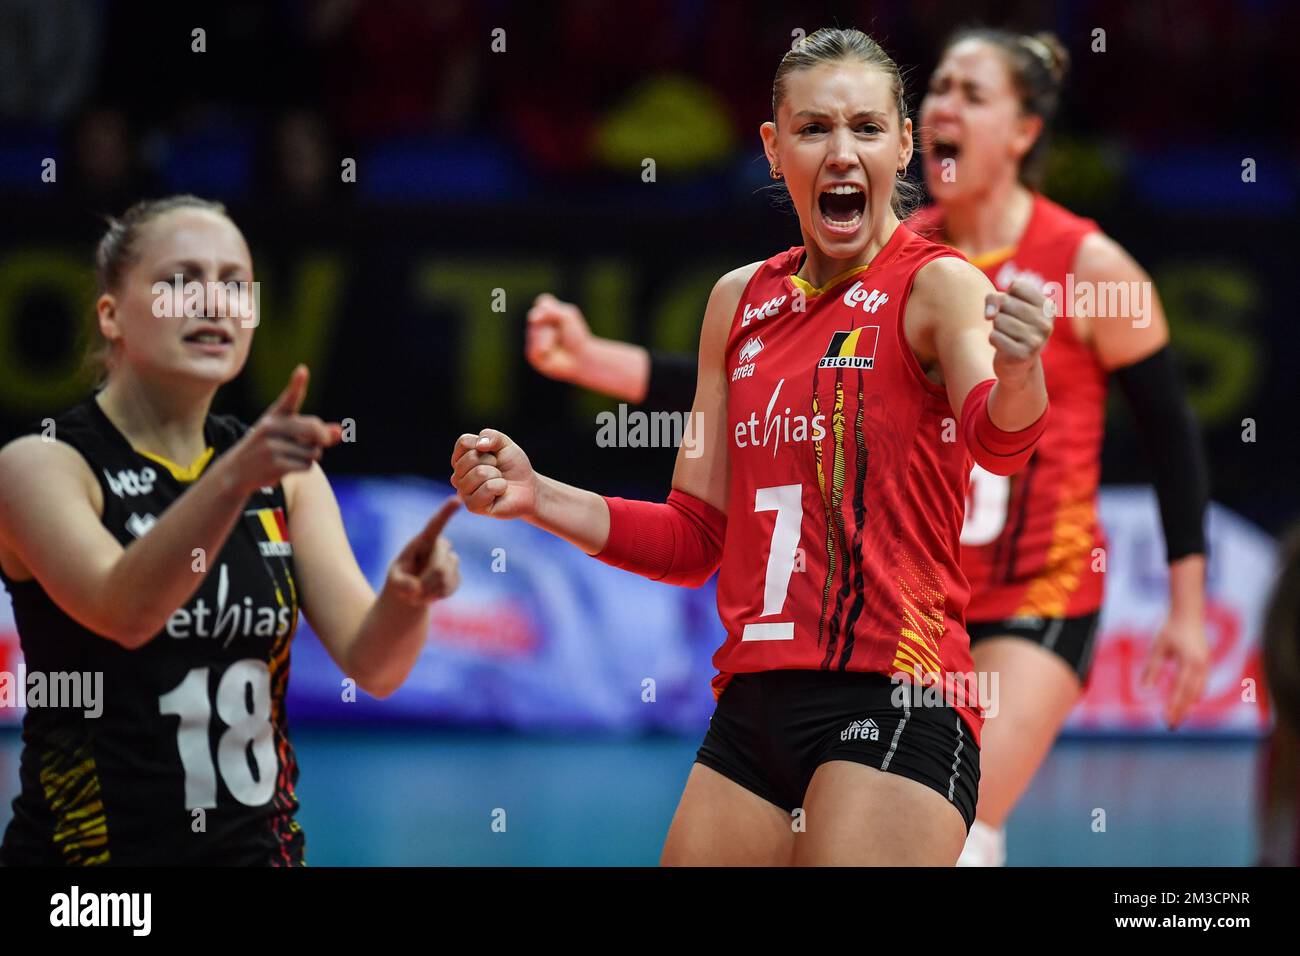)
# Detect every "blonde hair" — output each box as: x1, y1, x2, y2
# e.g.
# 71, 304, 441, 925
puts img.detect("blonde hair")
770, 28, 921, 218
83, 195, 231, 387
